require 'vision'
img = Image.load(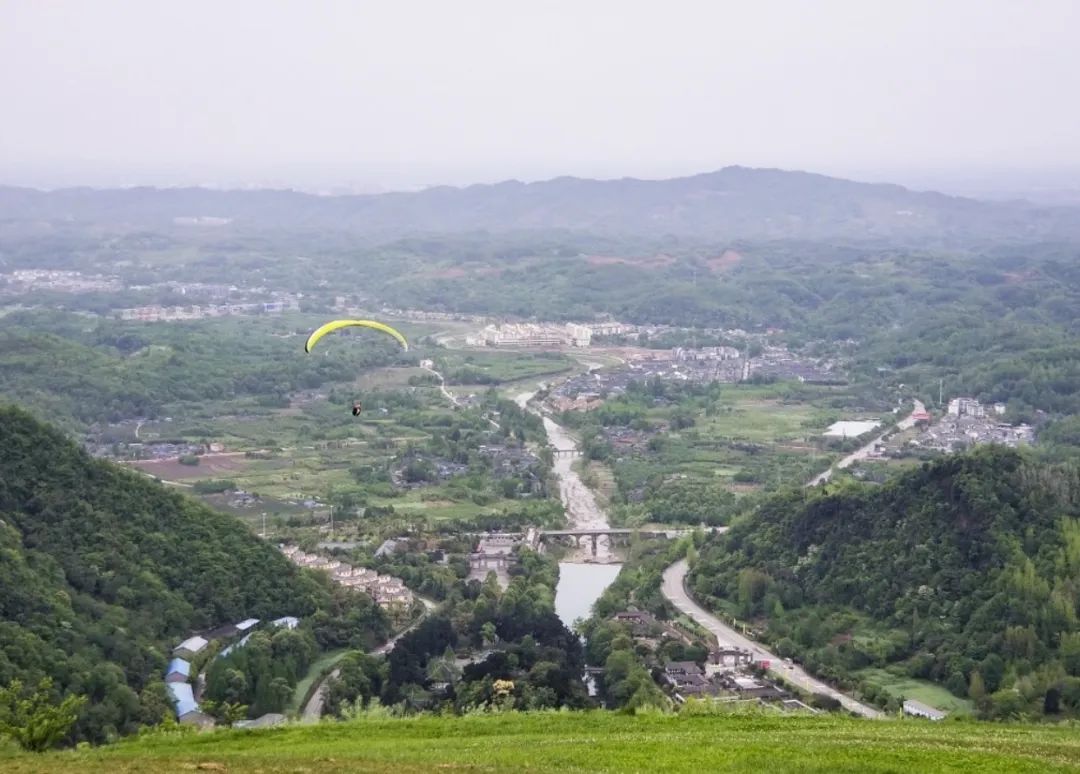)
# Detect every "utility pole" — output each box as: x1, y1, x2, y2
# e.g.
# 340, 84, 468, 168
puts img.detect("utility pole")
261, 512, 266, 539
939, 378, 944, 407
329, 504, 334, 541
